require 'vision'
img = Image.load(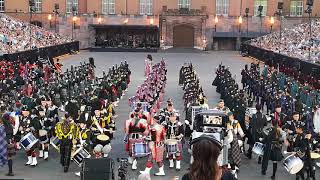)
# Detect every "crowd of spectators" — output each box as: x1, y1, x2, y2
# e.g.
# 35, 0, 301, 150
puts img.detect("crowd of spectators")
250, 19, 320, 63
0, 13, 72, 55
